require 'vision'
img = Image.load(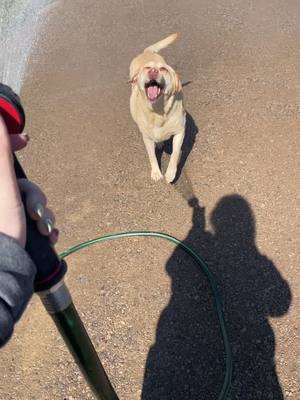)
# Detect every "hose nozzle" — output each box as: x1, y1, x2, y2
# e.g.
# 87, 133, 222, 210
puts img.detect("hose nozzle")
0, 83, 25, 134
